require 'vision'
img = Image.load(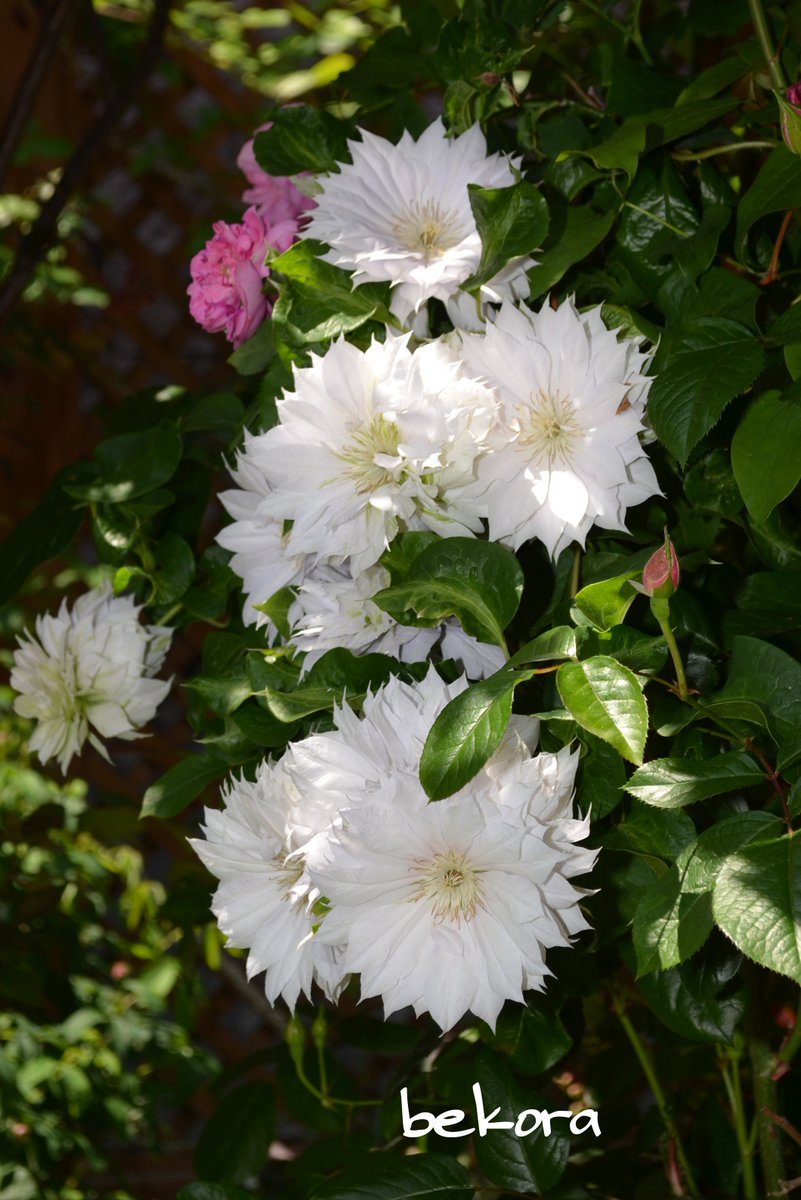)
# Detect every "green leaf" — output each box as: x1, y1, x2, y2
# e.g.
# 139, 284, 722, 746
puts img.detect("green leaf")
228, 321, 276, 375
153, 533, 196, 604
187, 672, 253, 718
374, 538, 523, 648
312, 1154, 473, 1200
194, 1080, 276, 1185
716, 635, 801, 749
472, 1049, 570, 1194
605, 800, 697, 861
263, 687, 343, 722
231, 701, 298, 748
141, 755, 228, 819
675, 57, 745, 104
304, 648, 397, 695
272, 240, 392, 343
578, 733, 627, 818
527, 206, 615, 299
736, 146, 801, 261
420, 670, 524, 801
767, 303, 801, 346
69, 427, 183, 503
624, 751, 765, 809
573, 572, 638, 630
493, 1002, 573, 1075
732, 389, 801, 522
507, 625, 576, 667
0, 470, 84, 605
633, 867, 714, 975
177, 1186, 252, 1200
636, 942, 746, 1044
183, 393, 246, 438
578, 97, 737, 176
713, 835, 801, 984
253, 107, 350, 175
648, 318, 765, 464
676, 812, 782, 894
556, 656, 648, 764
464, 180, 549, 289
